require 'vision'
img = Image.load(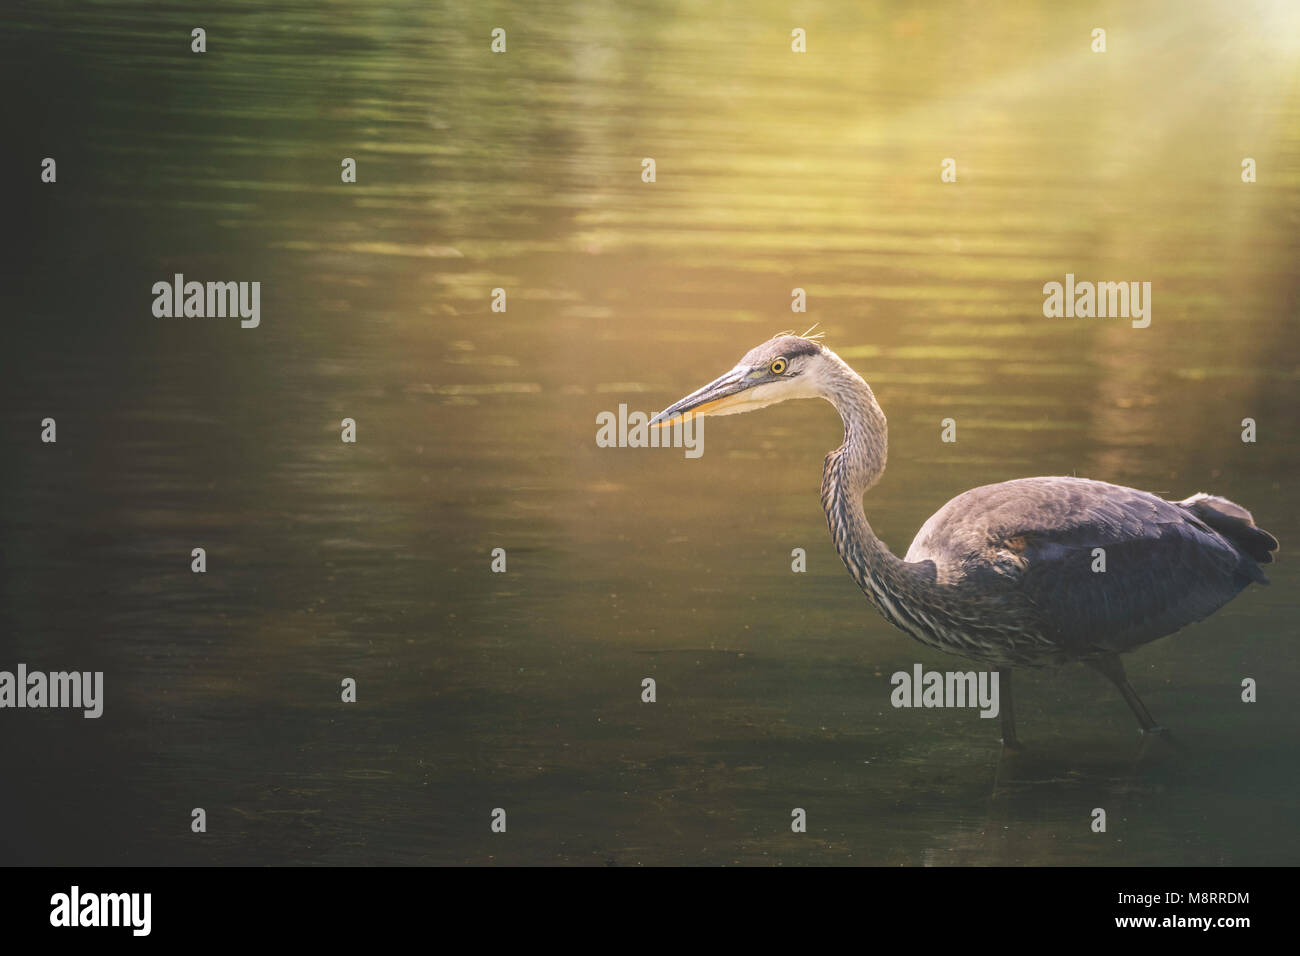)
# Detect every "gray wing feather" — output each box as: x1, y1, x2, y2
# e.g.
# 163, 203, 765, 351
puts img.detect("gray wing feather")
905, 476, 1265, 656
